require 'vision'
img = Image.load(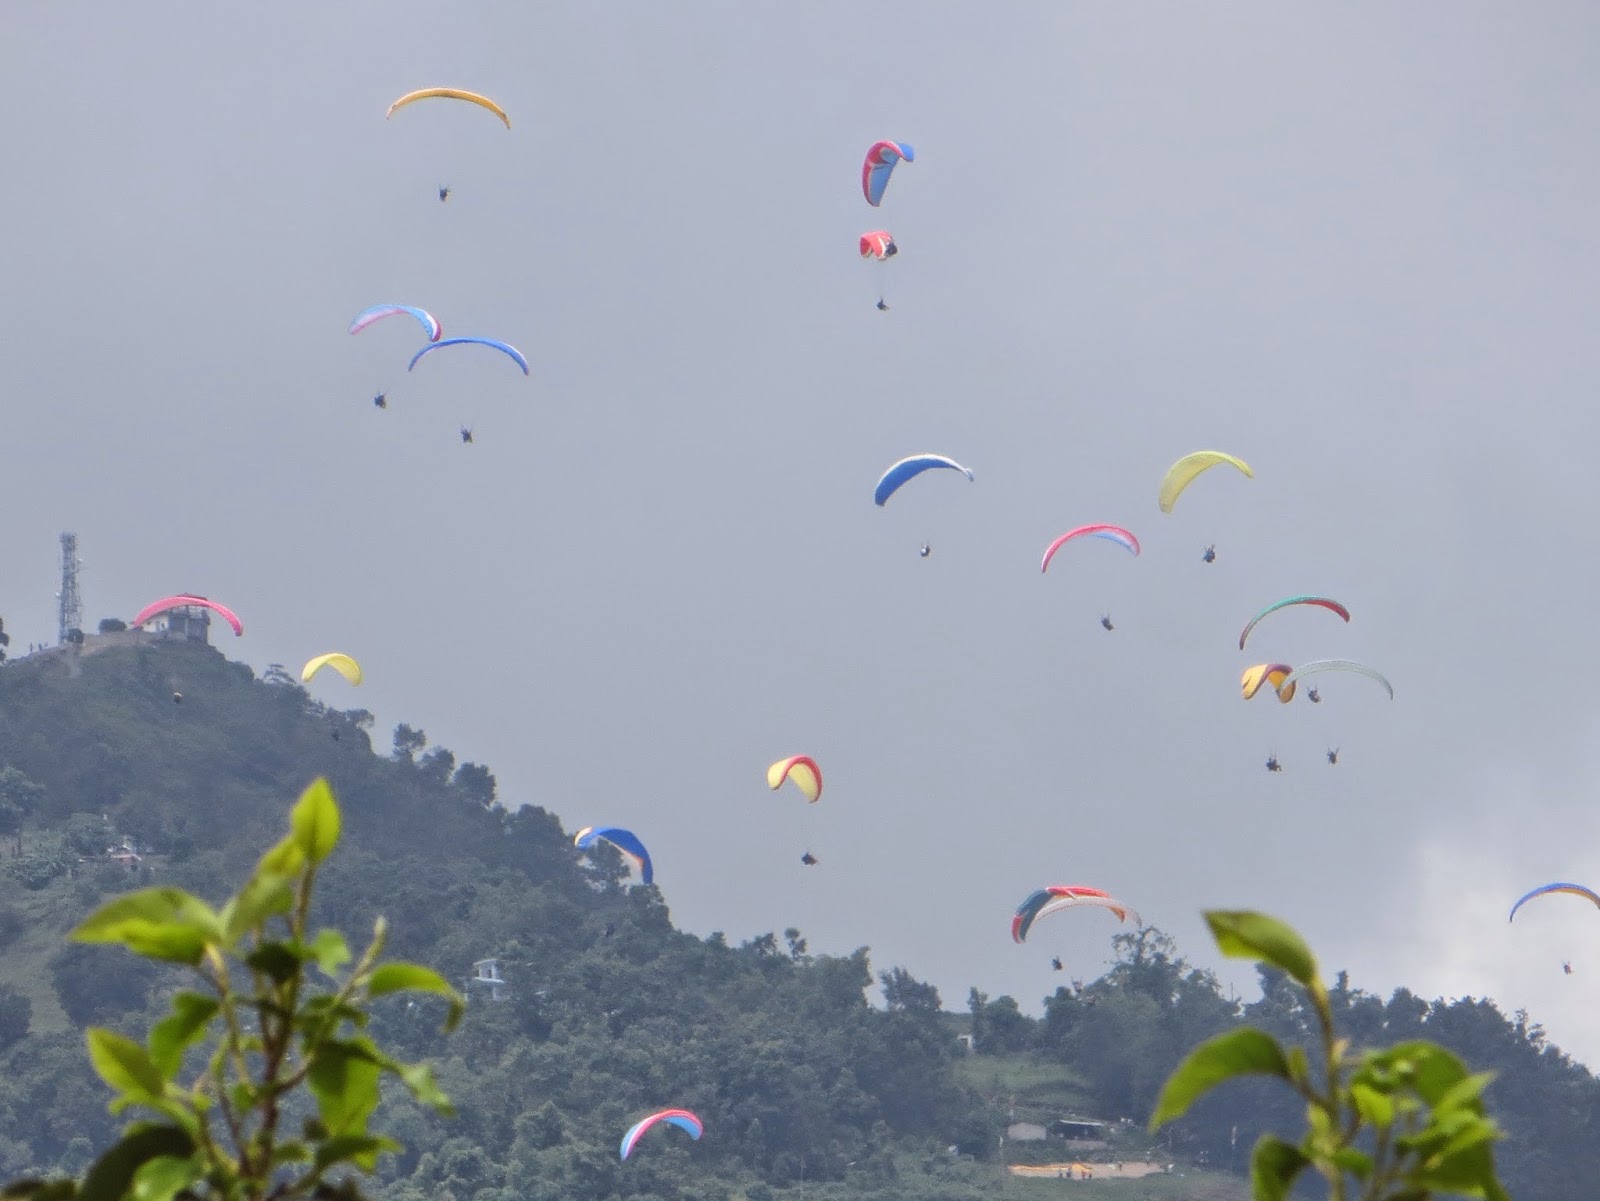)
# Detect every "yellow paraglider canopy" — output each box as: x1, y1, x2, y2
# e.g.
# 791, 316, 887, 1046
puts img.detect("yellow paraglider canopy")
386, 88, 511, 129
1240, 663, 1295, 703
301, 653, 364, 687
1158, 450, 1253, 513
